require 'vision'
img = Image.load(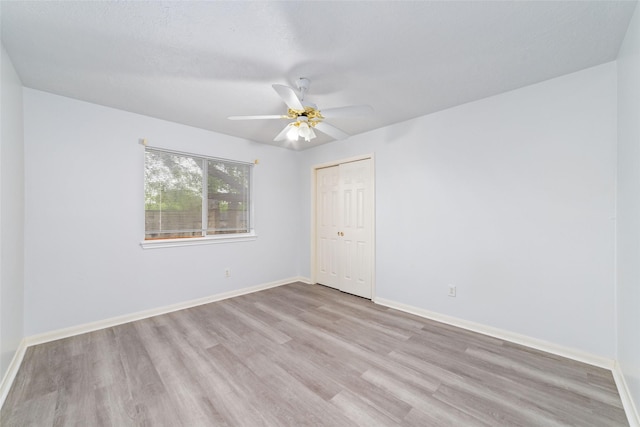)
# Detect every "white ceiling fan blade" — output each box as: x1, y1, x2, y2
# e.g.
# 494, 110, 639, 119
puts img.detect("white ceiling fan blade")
320, 105, 373, 118
272, 84, 304, 111
315, 122, 349, 140
274, 123, 293, 142
228, 114, 284, 120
